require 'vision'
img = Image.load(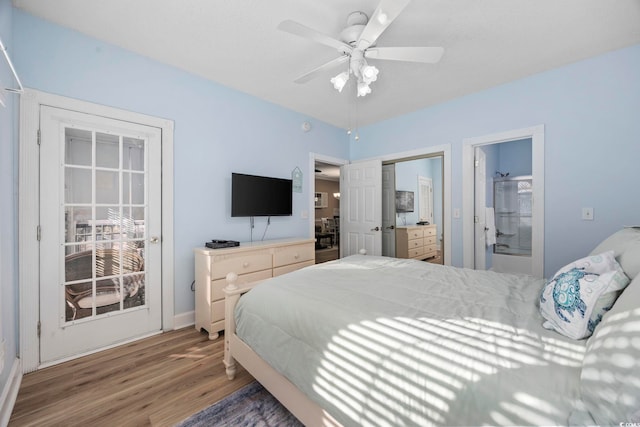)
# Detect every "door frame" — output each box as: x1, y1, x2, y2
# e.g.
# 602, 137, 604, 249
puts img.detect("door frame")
462, 125, 544, 277
363, 143, 452, 265
309, 153, 348, 255
474, 147, 488, 270
381, 163, 396, 257
19, 89, 175, 372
